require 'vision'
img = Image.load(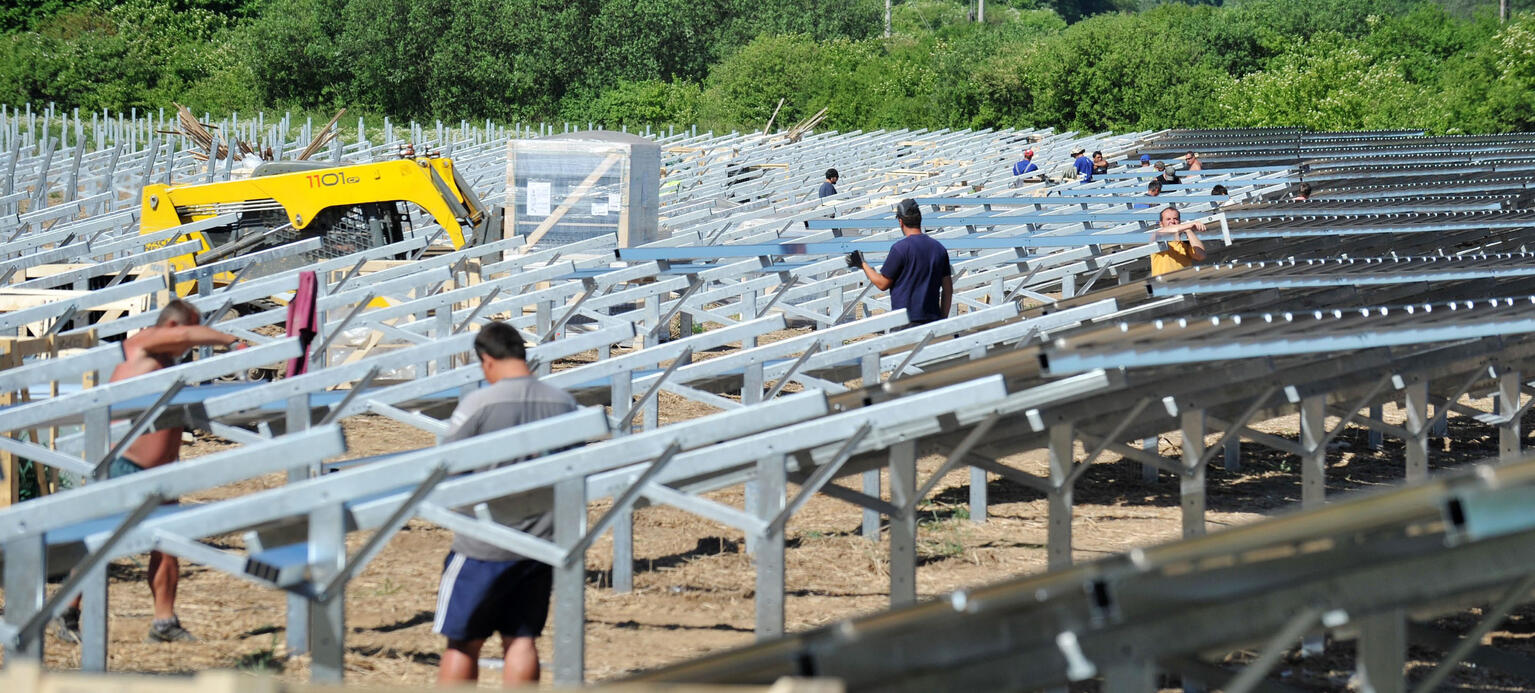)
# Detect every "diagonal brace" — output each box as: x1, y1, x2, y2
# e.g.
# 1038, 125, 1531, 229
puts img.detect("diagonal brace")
618, 347, 693, 430
914, 414, 1001, 504
16, 493, 163, 646
541, 279, 597, 342
1410, 573, 1535, 693
316, 465, 449, 602
563, 442, 683, 567
1226, 607, 1324, 693
454, 286, 502, 334
768, 422, 873, 535
1200, 388, 1277, 467
764, 338, 822, 401
92, 378, 186, 479
889, 330, 937, 382
1069, 399, 1152, 486
318, 366, 381, 427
